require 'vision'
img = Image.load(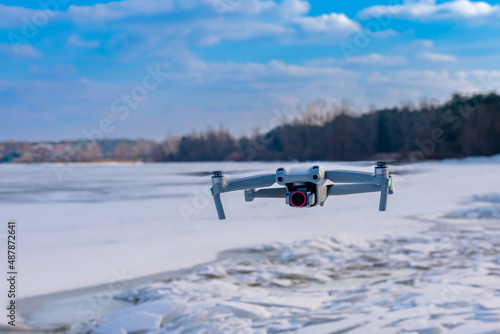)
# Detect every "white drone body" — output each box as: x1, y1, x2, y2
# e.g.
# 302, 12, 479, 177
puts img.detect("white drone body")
210, 163, 394, 220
